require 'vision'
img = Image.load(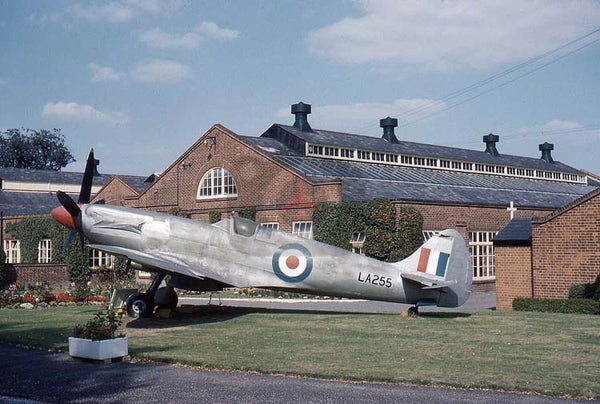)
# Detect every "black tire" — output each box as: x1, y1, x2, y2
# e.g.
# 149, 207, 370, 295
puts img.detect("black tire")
154, 286, 178, 309
125, 292, 154, 318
